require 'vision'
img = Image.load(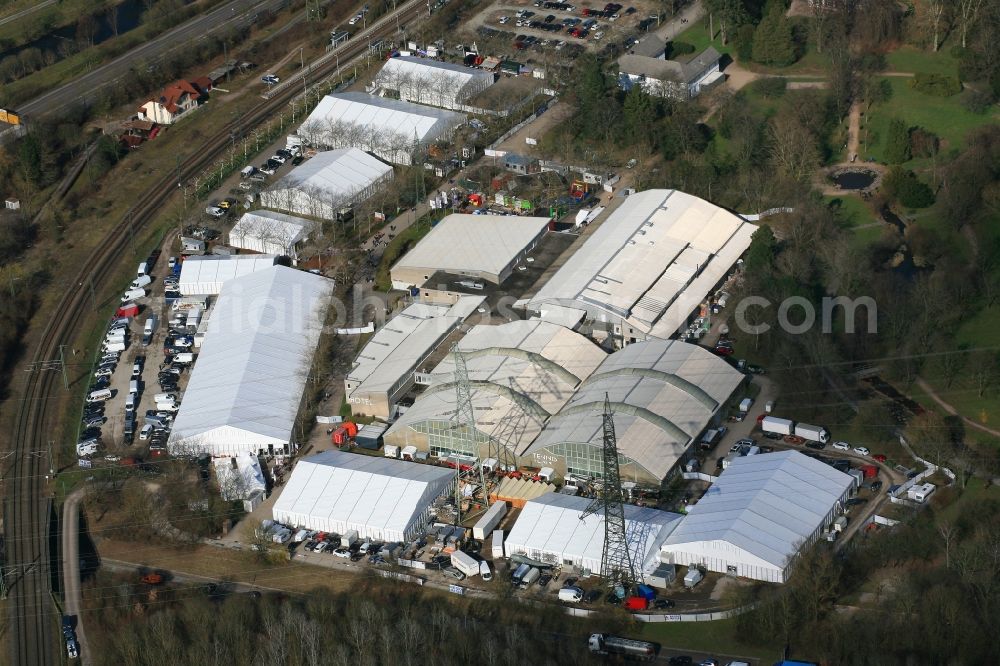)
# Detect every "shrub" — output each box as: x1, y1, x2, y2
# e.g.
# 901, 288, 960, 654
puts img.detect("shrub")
910, 72, 962, 97
883, 167, 935, 208
664, 40, 695, 60
961, 88, 996, 114
909, 128, 939, 158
